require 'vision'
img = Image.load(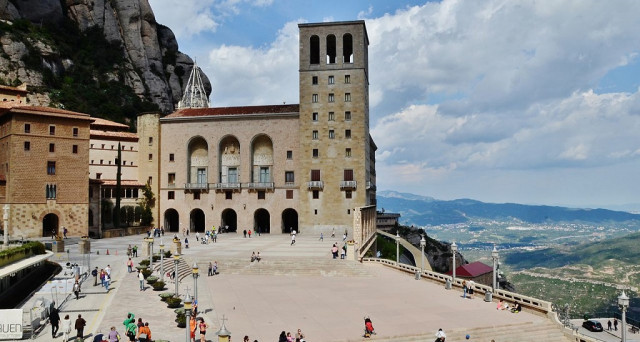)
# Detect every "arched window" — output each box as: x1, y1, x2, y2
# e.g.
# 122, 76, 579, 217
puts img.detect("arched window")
343, 33, 353, 63
310, 35, 320, 64
326, 34, 336, 64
